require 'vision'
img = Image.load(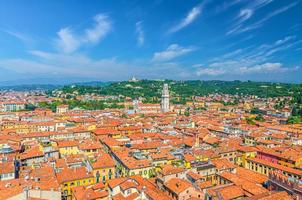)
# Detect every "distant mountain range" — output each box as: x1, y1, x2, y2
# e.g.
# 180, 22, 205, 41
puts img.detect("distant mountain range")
0, 77, 104, 86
